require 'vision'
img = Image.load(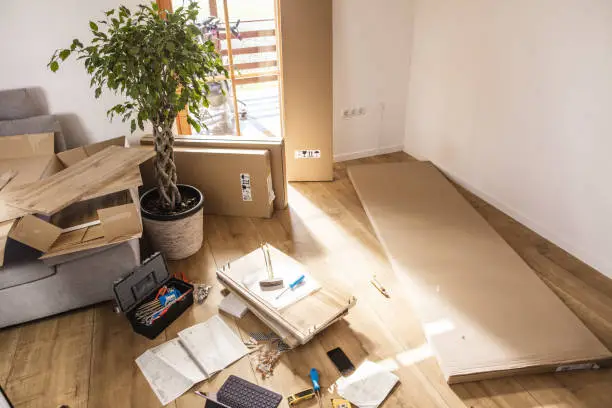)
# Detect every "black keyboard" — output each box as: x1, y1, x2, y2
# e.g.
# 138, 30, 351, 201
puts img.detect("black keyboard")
217, 375, 282, 408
